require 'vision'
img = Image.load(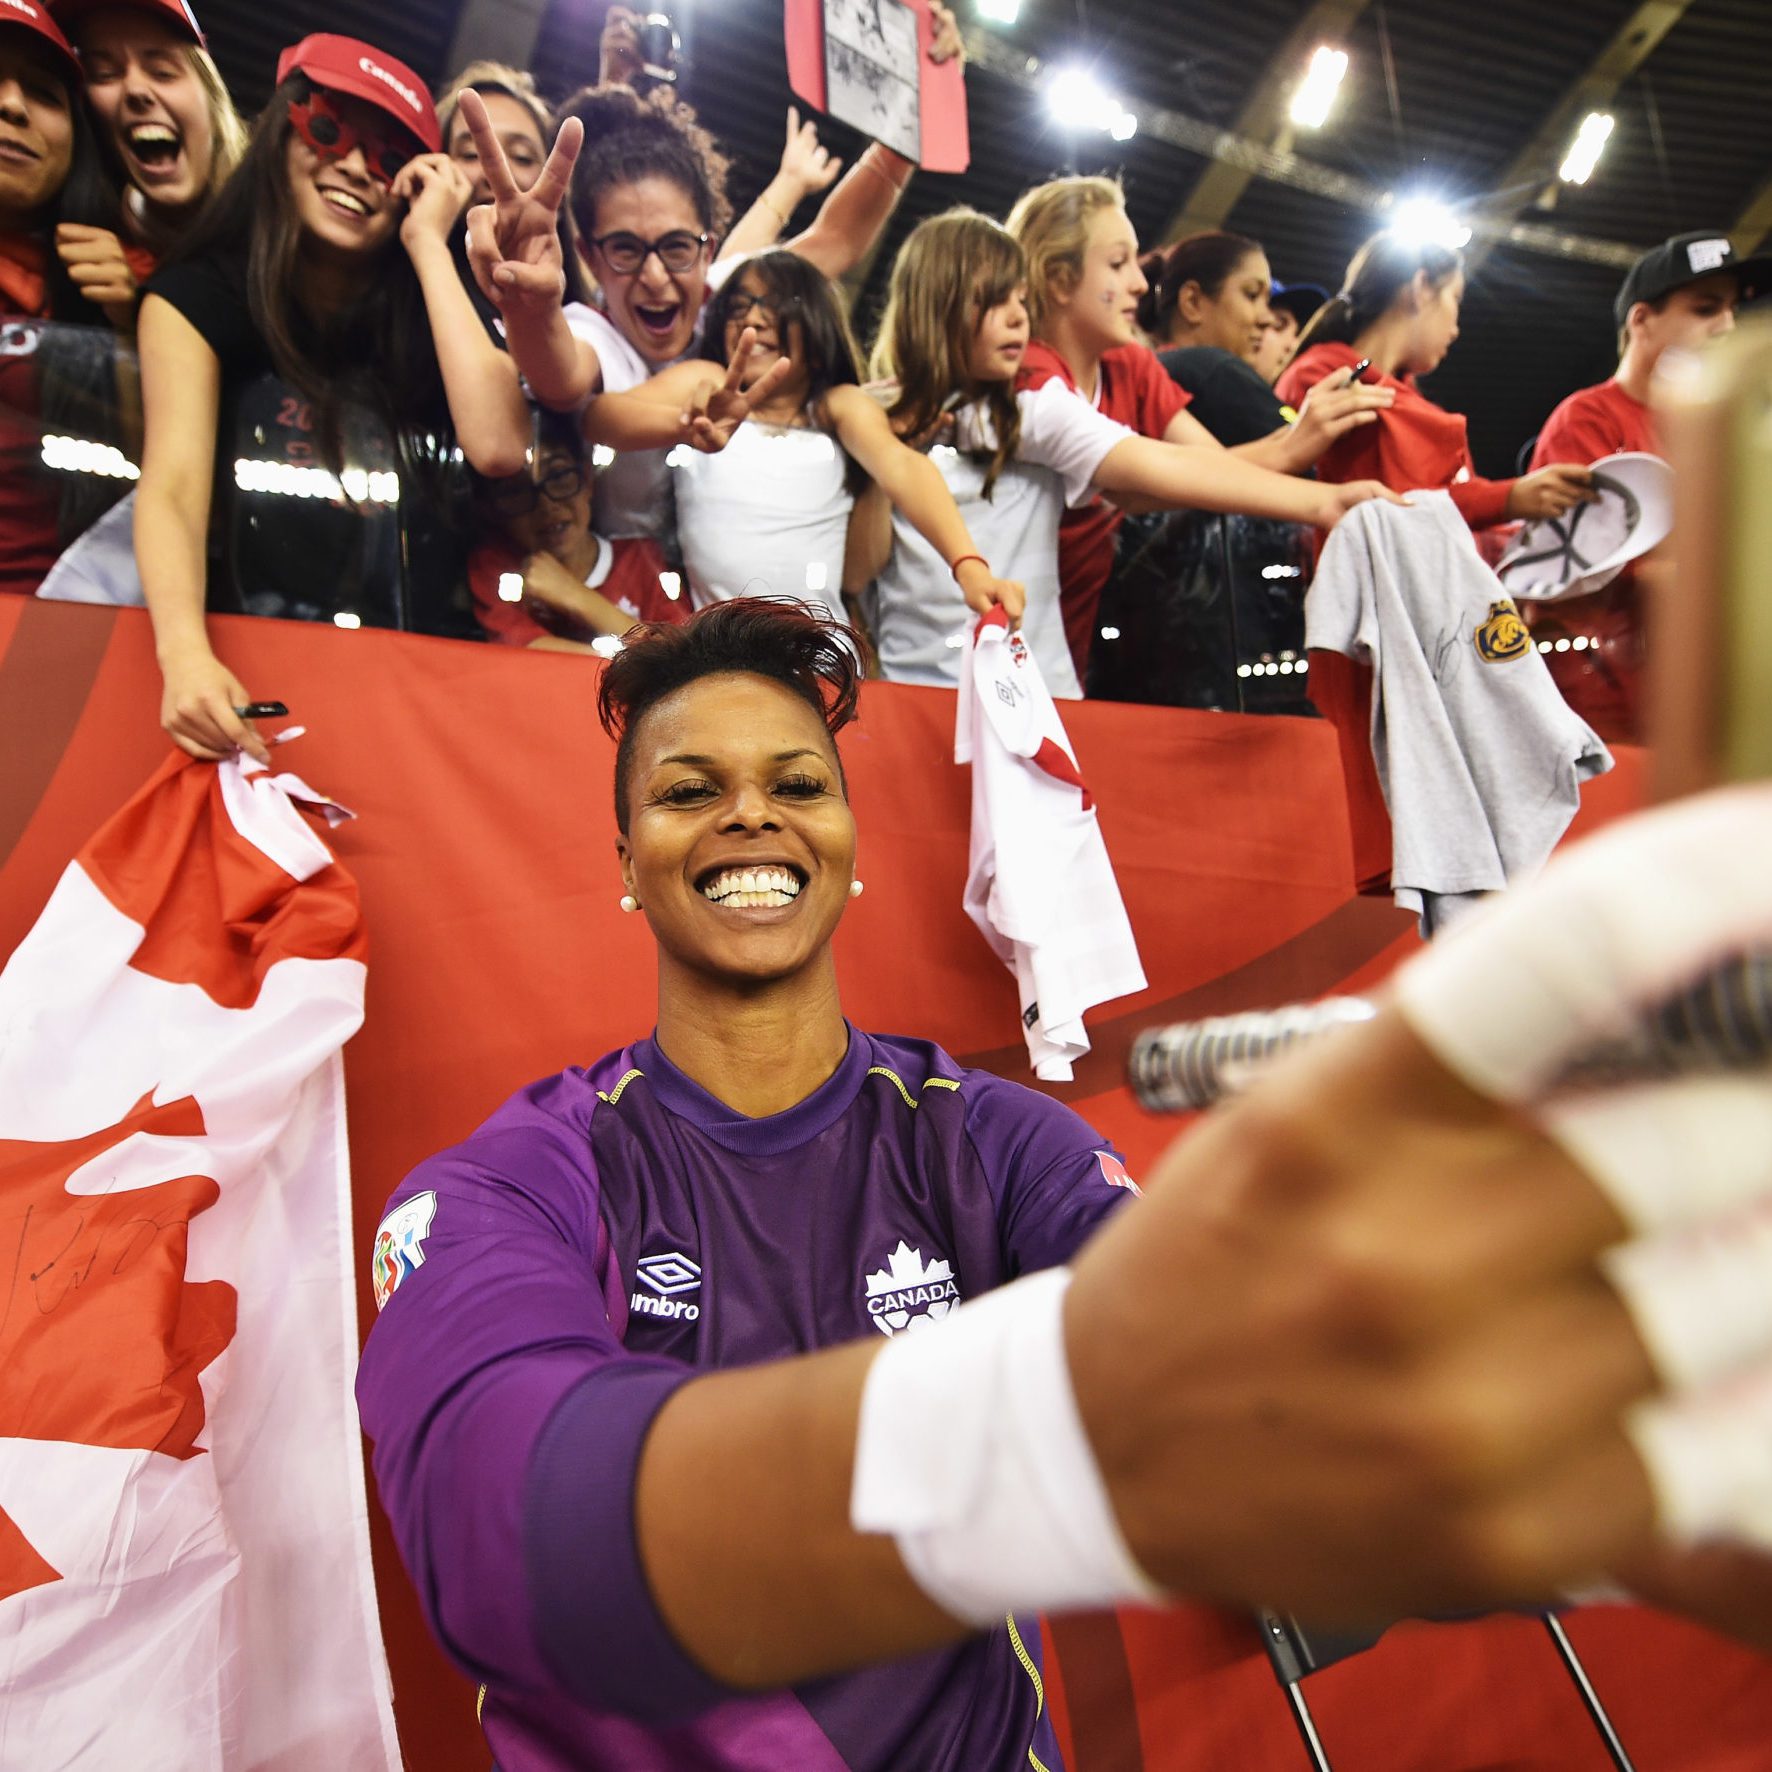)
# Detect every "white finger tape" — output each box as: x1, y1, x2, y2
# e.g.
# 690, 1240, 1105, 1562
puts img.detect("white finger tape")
1605, 1199, 1772, 1391
1544, 1073, 1772, 1234
1627, 1363, 1772, 1549
851, 1266, 1165, 1627
1393, 783, 1772, 1105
